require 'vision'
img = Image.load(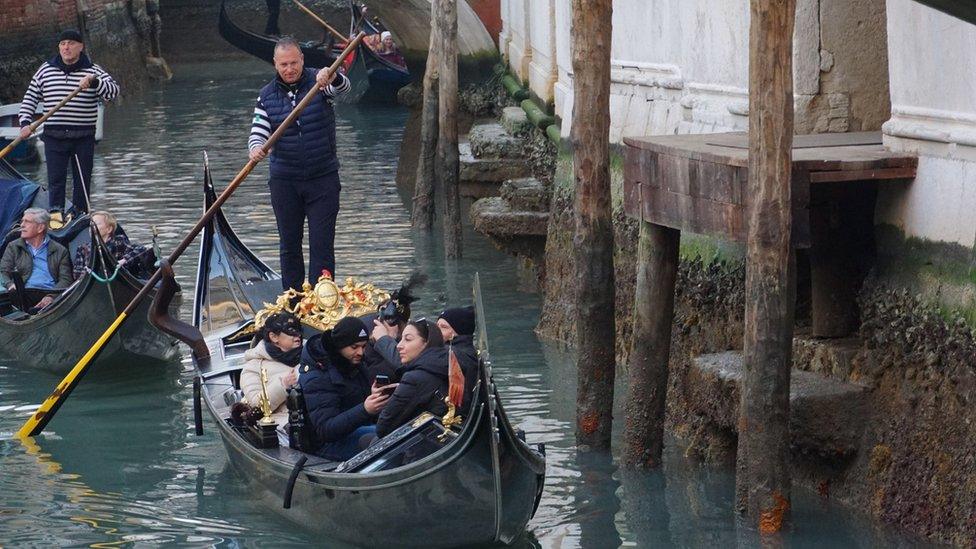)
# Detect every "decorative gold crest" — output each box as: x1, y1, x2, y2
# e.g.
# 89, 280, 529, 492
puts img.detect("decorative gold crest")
254, 274, 391, 332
